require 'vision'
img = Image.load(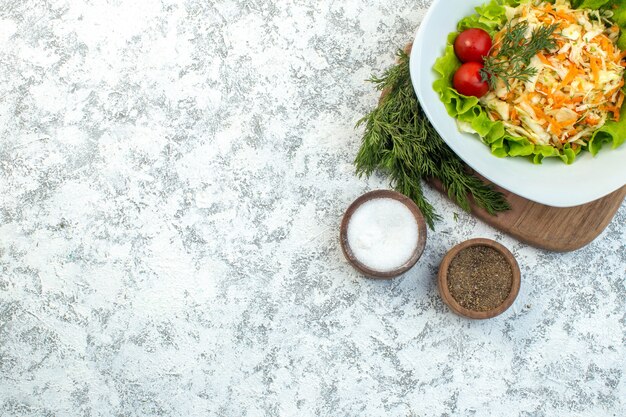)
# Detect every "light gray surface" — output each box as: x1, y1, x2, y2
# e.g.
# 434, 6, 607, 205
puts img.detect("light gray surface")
0, 0, 624, 416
